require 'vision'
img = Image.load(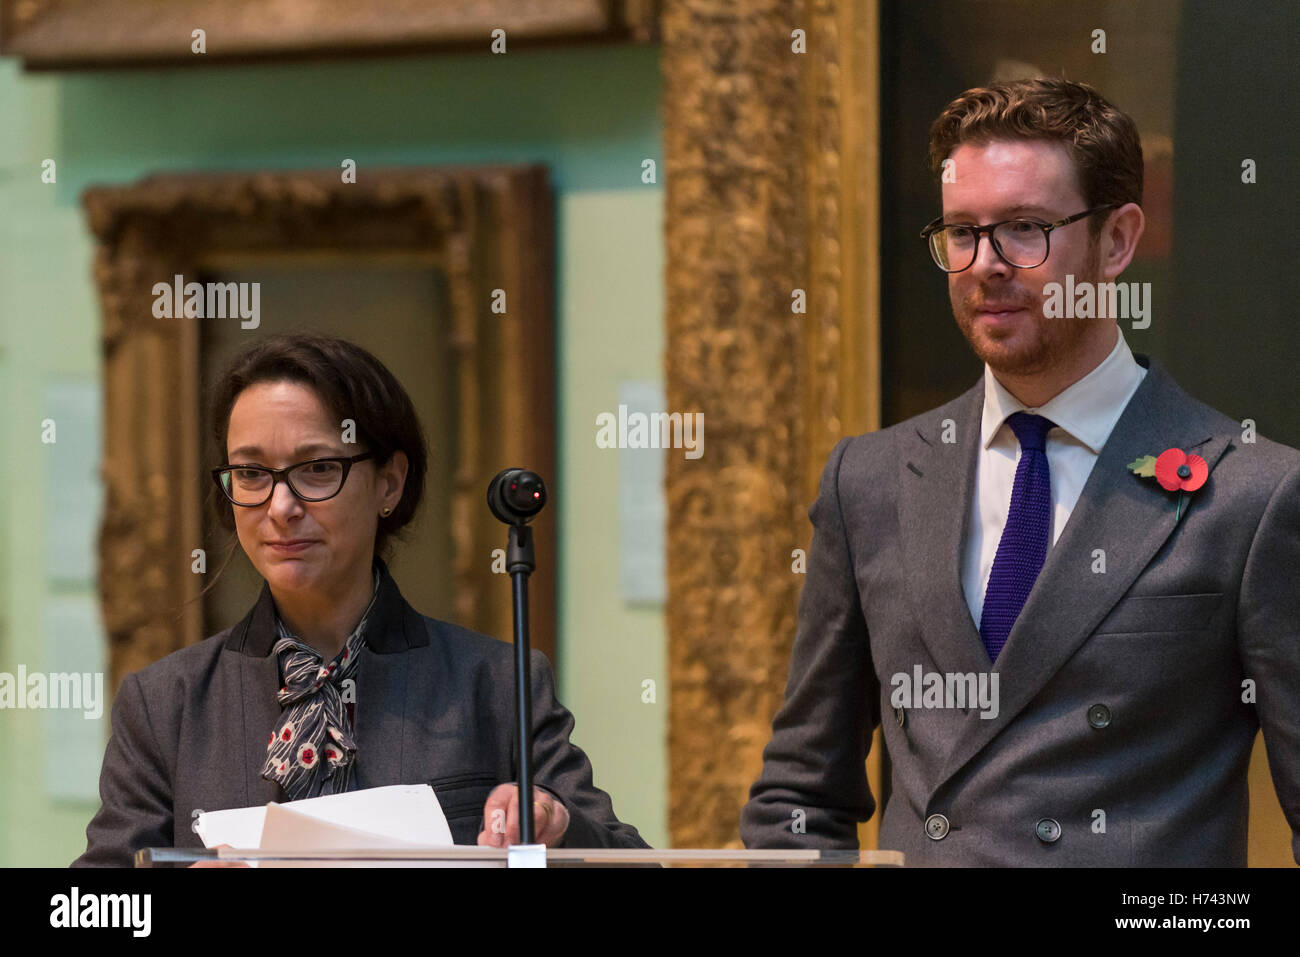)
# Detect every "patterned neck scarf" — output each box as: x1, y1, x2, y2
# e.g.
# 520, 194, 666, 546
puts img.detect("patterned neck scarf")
262, 566, 380, 801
